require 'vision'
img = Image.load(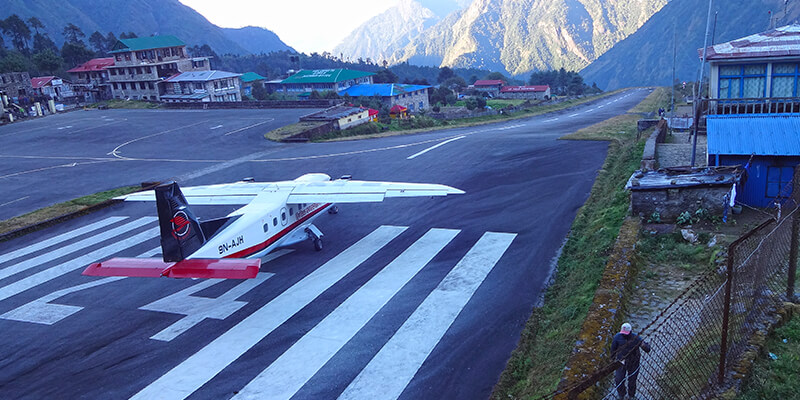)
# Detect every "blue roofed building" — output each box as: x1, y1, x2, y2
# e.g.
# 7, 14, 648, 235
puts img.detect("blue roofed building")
338, 83, 431, 113
701, 24, 800, 208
